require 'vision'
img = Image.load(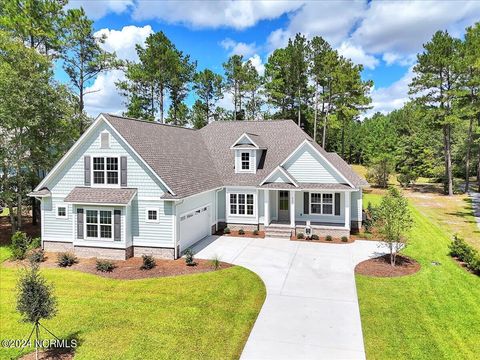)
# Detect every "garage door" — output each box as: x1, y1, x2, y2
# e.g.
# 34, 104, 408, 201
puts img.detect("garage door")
179, 205, 211, 252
